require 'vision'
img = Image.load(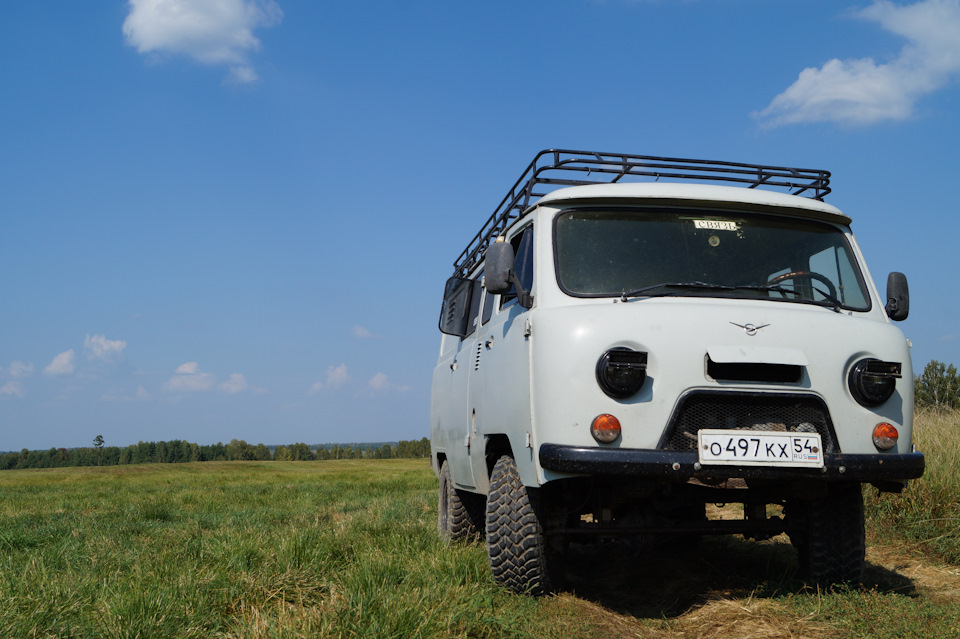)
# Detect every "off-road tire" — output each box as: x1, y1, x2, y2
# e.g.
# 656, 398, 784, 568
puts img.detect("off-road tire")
486, 455, 562, 596
438, 460, 484, 542
788, 483, 865, 587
